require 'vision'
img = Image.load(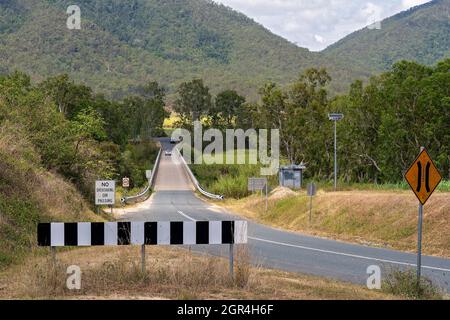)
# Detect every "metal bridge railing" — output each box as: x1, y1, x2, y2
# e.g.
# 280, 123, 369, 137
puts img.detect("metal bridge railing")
121, 147, 162, 204
175, 147, 224, 200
